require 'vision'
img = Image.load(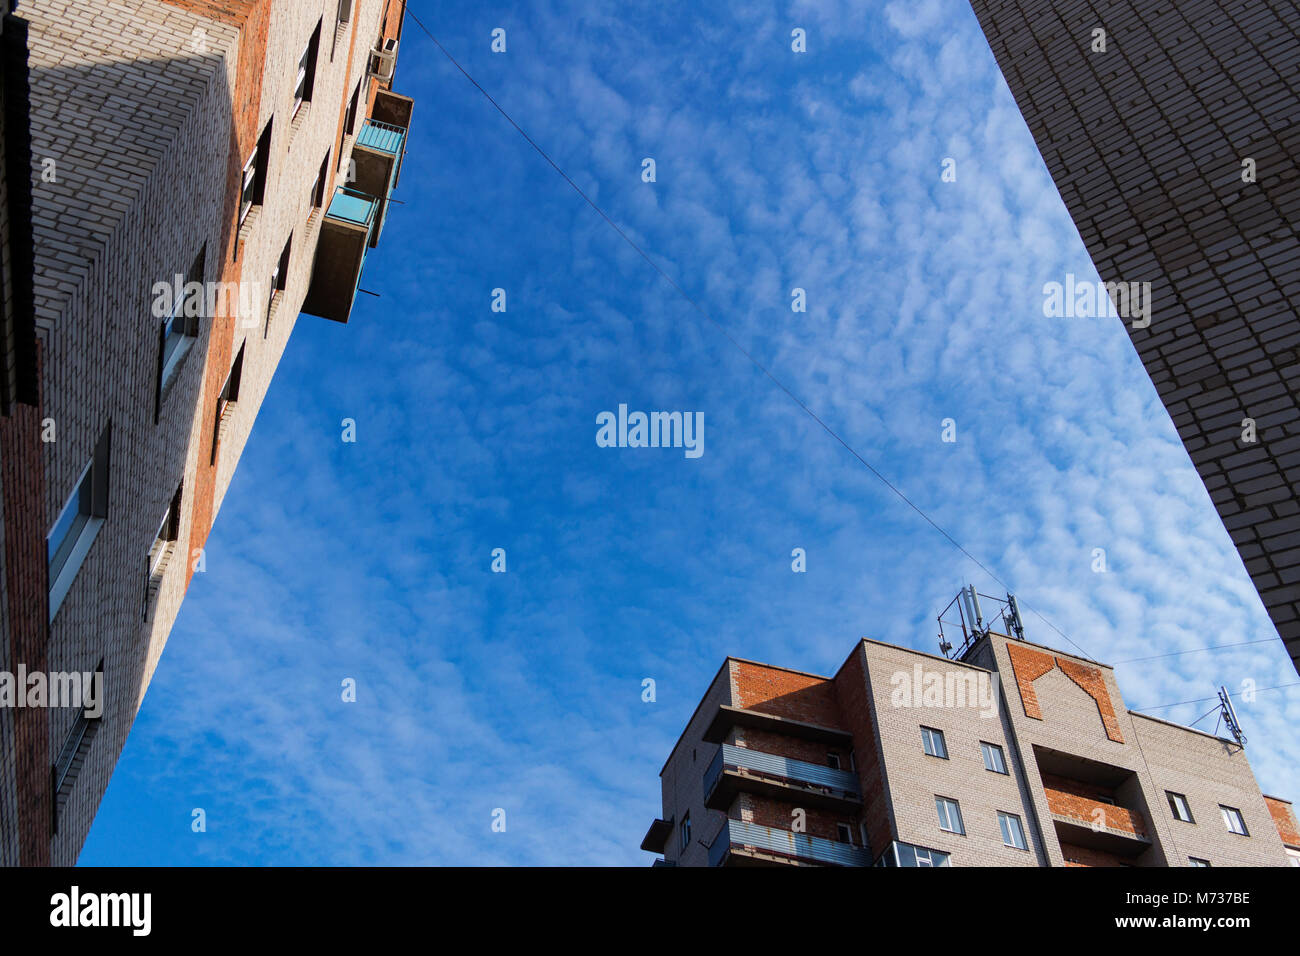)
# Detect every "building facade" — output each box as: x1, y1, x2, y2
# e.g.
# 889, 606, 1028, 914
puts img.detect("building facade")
0, 0, 413, 865
966, 0, 1300, 674
645, 625, 1297, 866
